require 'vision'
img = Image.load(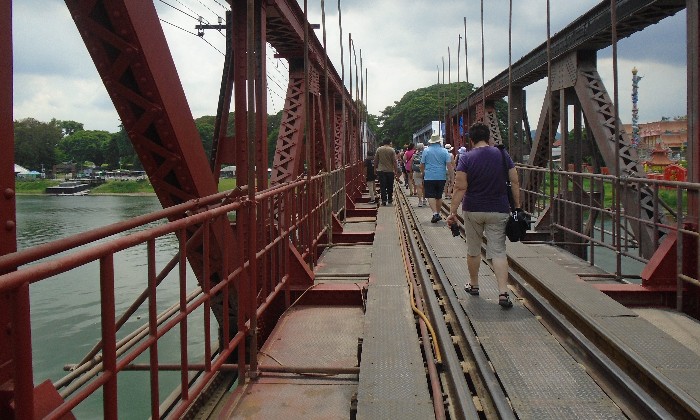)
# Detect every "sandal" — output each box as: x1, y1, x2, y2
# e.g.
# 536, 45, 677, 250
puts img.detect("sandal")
498, 292, 513, 308
464, 284, 480, 296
